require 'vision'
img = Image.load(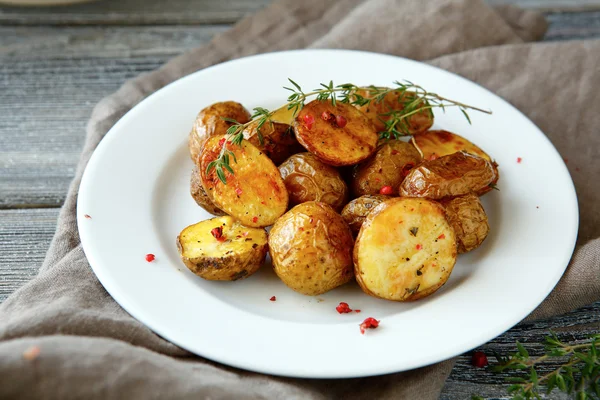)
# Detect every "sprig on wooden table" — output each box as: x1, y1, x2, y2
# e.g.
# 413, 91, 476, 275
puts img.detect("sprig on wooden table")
472, 332, 600, 400
205, 79, 491, 184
